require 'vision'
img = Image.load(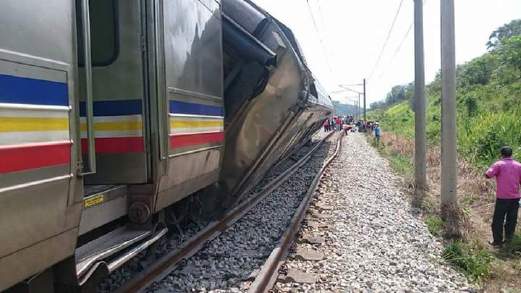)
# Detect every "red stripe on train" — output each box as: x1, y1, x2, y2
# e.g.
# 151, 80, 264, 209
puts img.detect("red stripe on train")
169, 132, 224, 149
81, 137, 145, 154
0, 141, 71, 173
